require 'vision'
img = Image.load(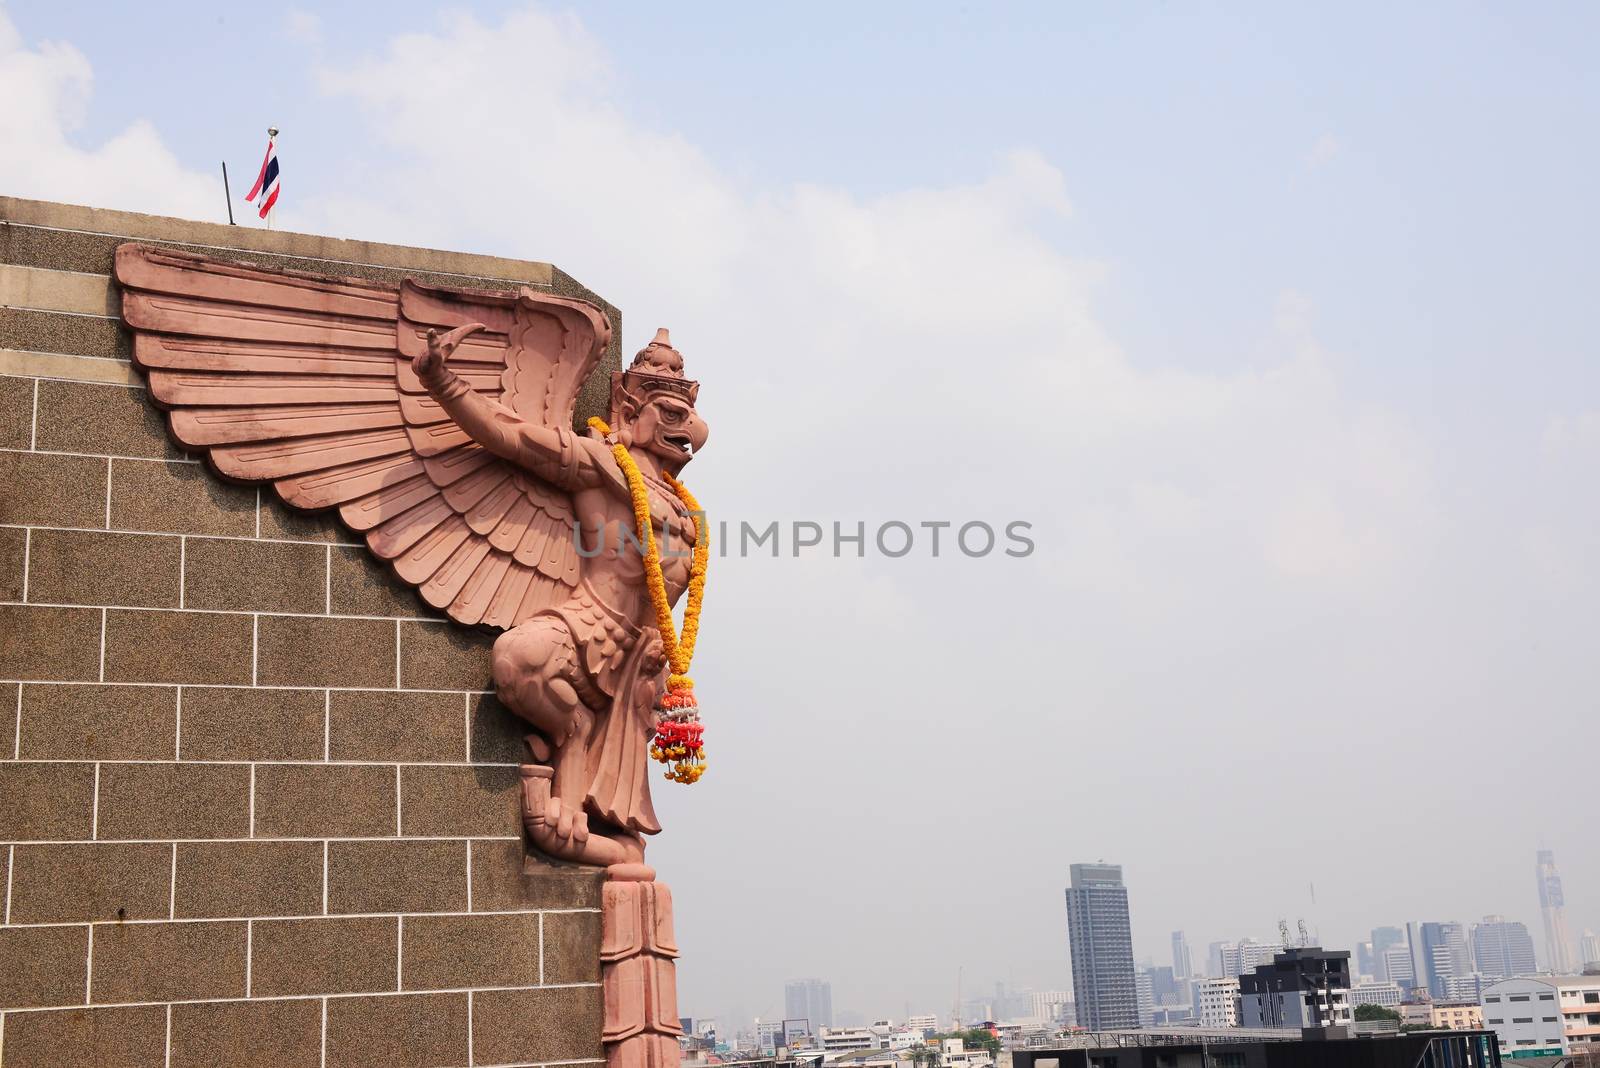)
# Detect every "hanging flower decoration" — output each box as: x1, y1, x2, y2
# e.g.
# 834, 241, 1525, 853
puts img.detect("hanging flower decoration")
589, 416, 710, 784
